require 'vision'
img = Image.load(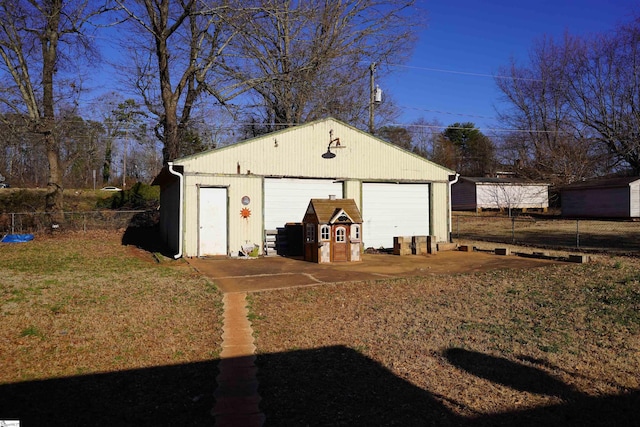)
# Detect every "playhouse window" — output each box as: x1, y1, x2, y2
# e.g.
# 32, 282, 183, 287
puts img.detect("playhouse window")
306, 223, 316, 242
351, 224, 360, 240
320, 225, 330, 241
335, 226, 346, 242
